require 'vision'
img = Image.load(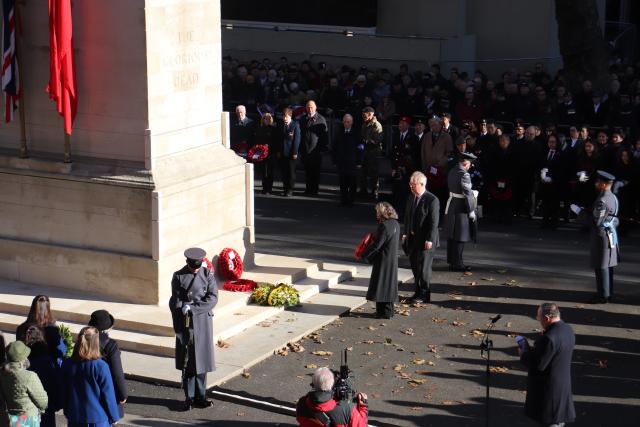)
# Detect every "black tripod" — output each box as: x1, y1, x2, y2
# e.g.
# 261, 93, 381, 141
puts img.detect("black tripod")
481, 314, 501, 427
